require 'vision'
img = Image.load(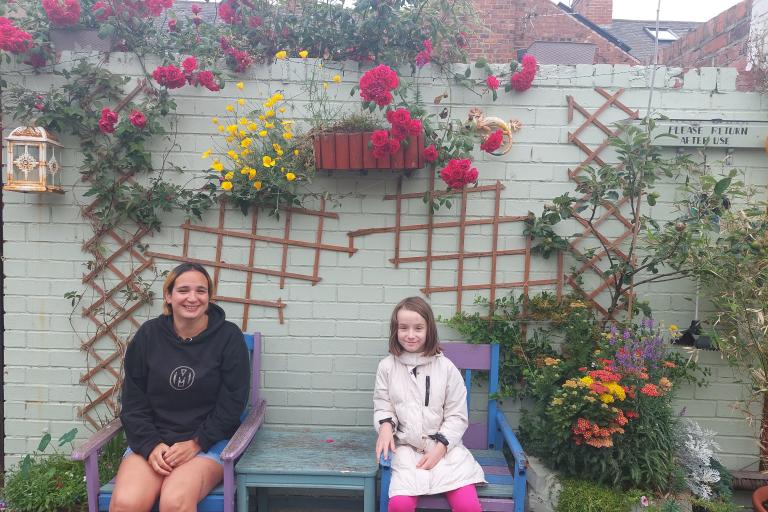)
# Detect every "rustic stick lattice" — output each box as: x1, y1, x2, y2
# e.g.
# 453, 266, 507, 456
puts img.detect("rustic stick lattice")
348, 173, 564, 317
566, 87, 640, 318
